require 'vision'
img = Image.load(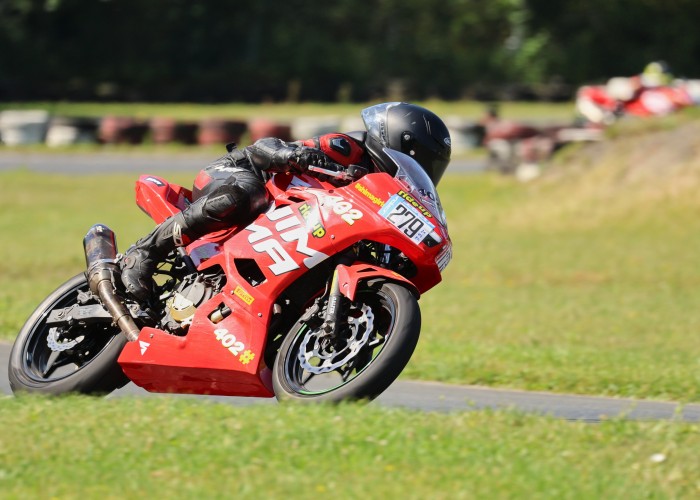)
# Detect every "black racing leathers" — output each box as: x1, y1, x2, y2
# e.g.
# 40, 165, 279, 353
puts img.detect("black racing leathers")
120, 137, 349, 301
